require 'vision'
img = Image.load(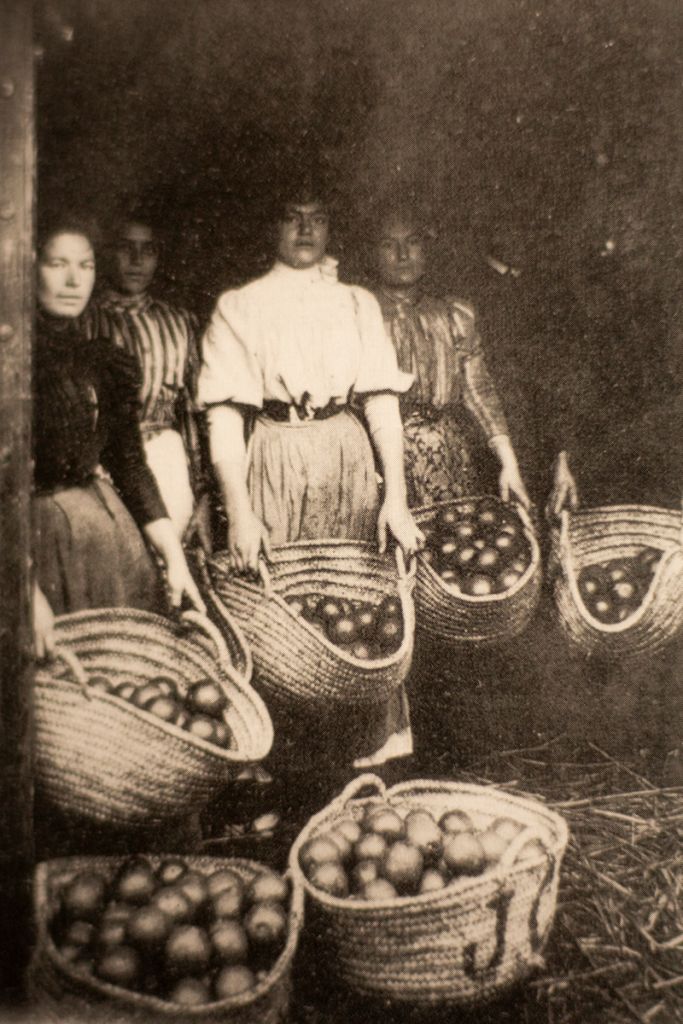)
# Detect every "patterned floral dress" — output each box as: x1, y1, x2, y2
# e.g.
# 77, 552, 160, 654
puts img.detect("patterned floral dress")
375, 289, 509, 508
